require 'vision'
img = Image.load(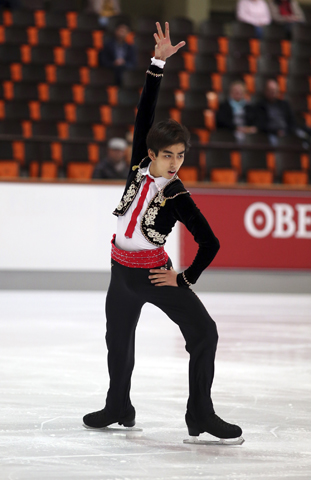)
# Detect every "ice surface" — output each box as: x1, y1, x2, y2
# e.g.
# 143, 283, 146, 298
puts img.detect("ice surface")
0, 291, 310, 480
